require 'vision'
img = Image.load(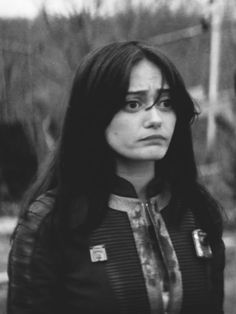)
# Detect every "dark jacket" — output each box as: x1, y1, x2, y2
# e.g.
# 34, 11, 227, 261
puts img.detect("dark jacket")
7, 182, 225, 314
